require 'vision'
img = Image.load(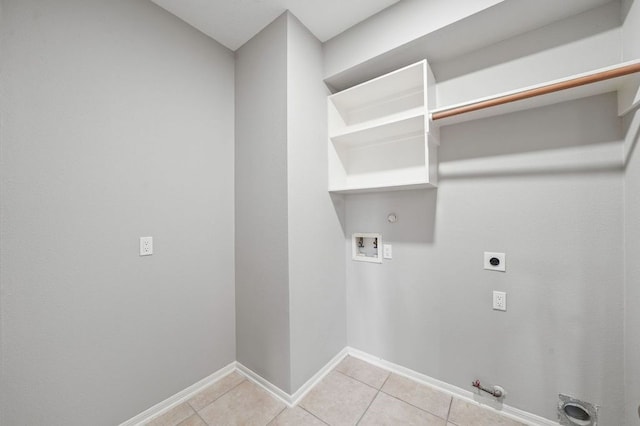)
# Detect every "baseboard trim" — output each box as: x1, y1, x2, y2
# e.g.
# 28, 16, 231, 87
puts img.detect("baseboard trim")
236, 347, 349, 407
346, 347, 558, 426
235, 363, 293, 406
121, 348, 558, 426
289, 347, 349, 405
119, 361, 236, 426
